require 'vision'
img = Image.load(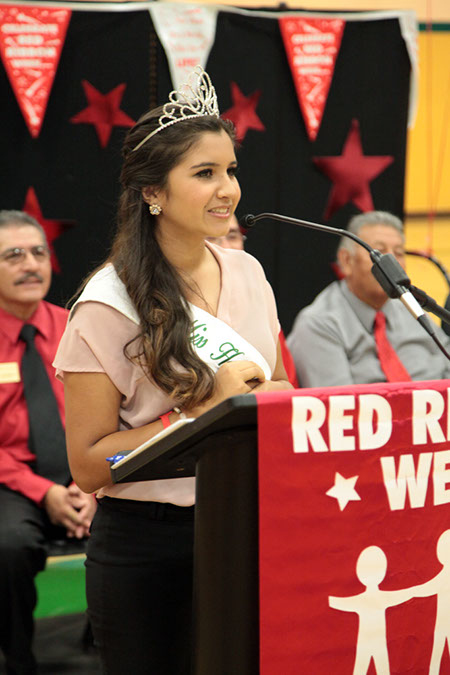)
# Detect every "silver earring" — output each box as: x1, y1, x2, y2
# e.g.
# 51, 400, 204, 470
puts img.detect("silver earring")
149, 204, 162, 216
